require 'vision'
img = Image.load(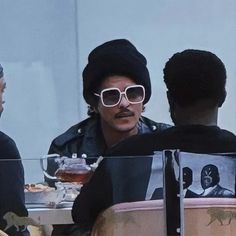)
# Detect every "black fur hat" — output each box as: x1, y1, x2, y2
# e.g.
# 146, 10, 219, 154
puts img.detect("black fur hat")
83, 39, 151, 106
